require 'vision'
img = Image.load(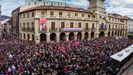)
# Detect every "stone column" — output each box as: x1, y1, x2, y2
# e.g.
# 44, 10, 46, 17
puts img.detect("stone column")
35, 35, 40, 43
74, 32, 77, 40
95, 32, 99, 38
56, 32, 60, 42
88, 32, 91, 40
34, 19, 40, 44
82, 32, 85, 40
66, 32, 69, 41
29, 34, 32, 41
46, 33, 50, 42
